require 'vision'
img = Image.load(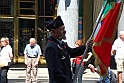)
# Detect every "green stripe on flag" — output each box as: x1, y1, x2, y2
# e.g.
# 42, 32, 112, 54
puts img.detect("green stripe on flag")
104, 0, 116, 2
103, 0, 116, 16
